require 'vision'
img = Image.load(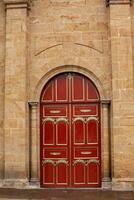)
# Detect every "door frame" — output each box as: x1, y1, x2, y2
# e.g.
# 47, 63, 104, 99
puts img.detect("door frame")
28, 68, 111, 189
